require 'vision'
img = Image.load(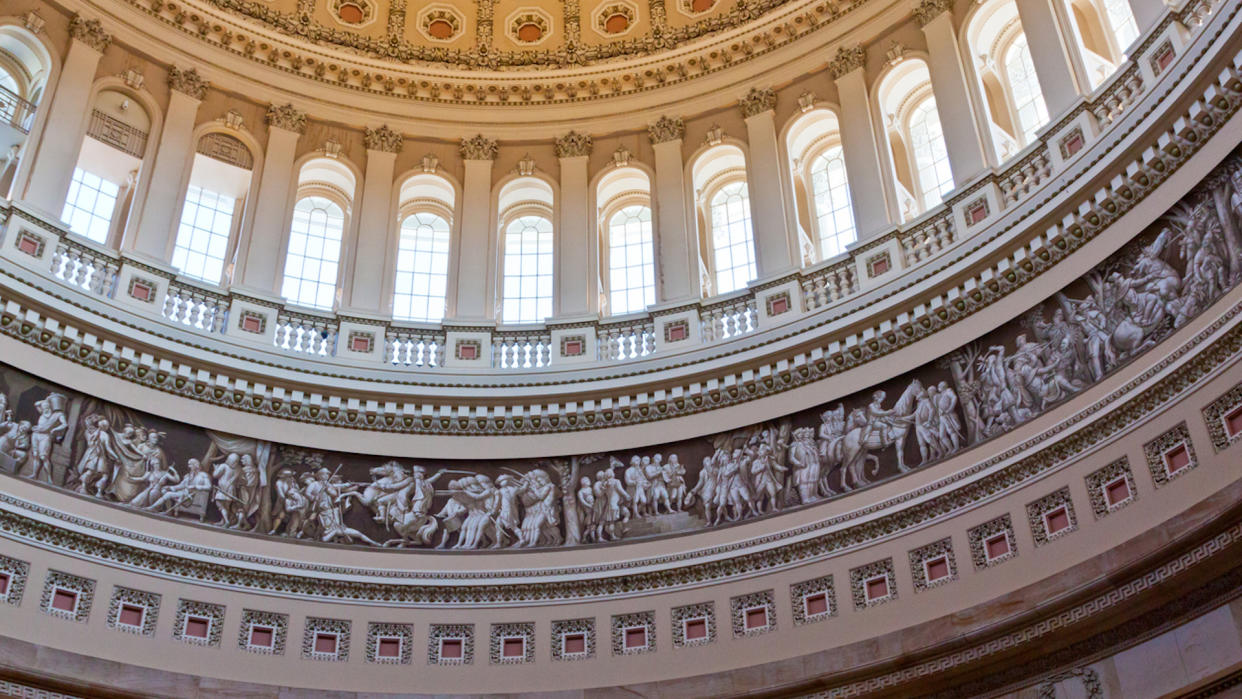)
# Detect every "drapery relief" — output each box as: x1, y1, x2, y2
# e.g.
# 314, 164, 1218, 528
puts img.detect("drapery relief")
3, 148, 1242, 551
